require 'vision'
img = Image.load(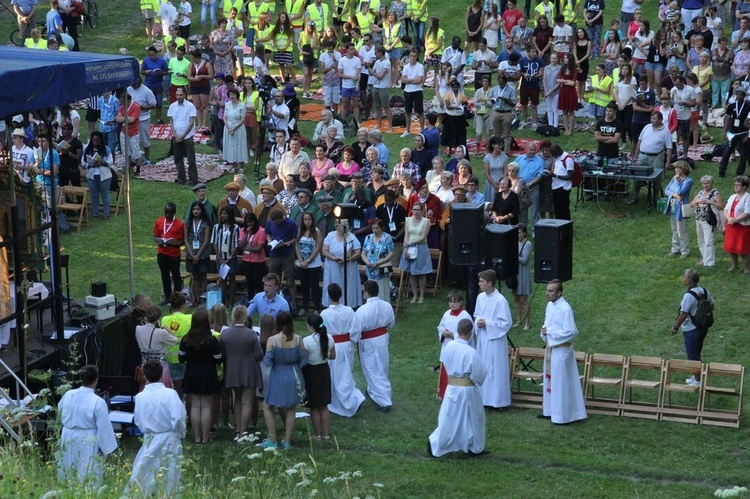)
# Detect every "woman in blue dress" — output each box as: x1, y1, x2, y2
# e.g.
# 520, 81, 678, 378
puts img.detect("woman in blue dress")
256, 311, 307, 450
321, 219, 363, 307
